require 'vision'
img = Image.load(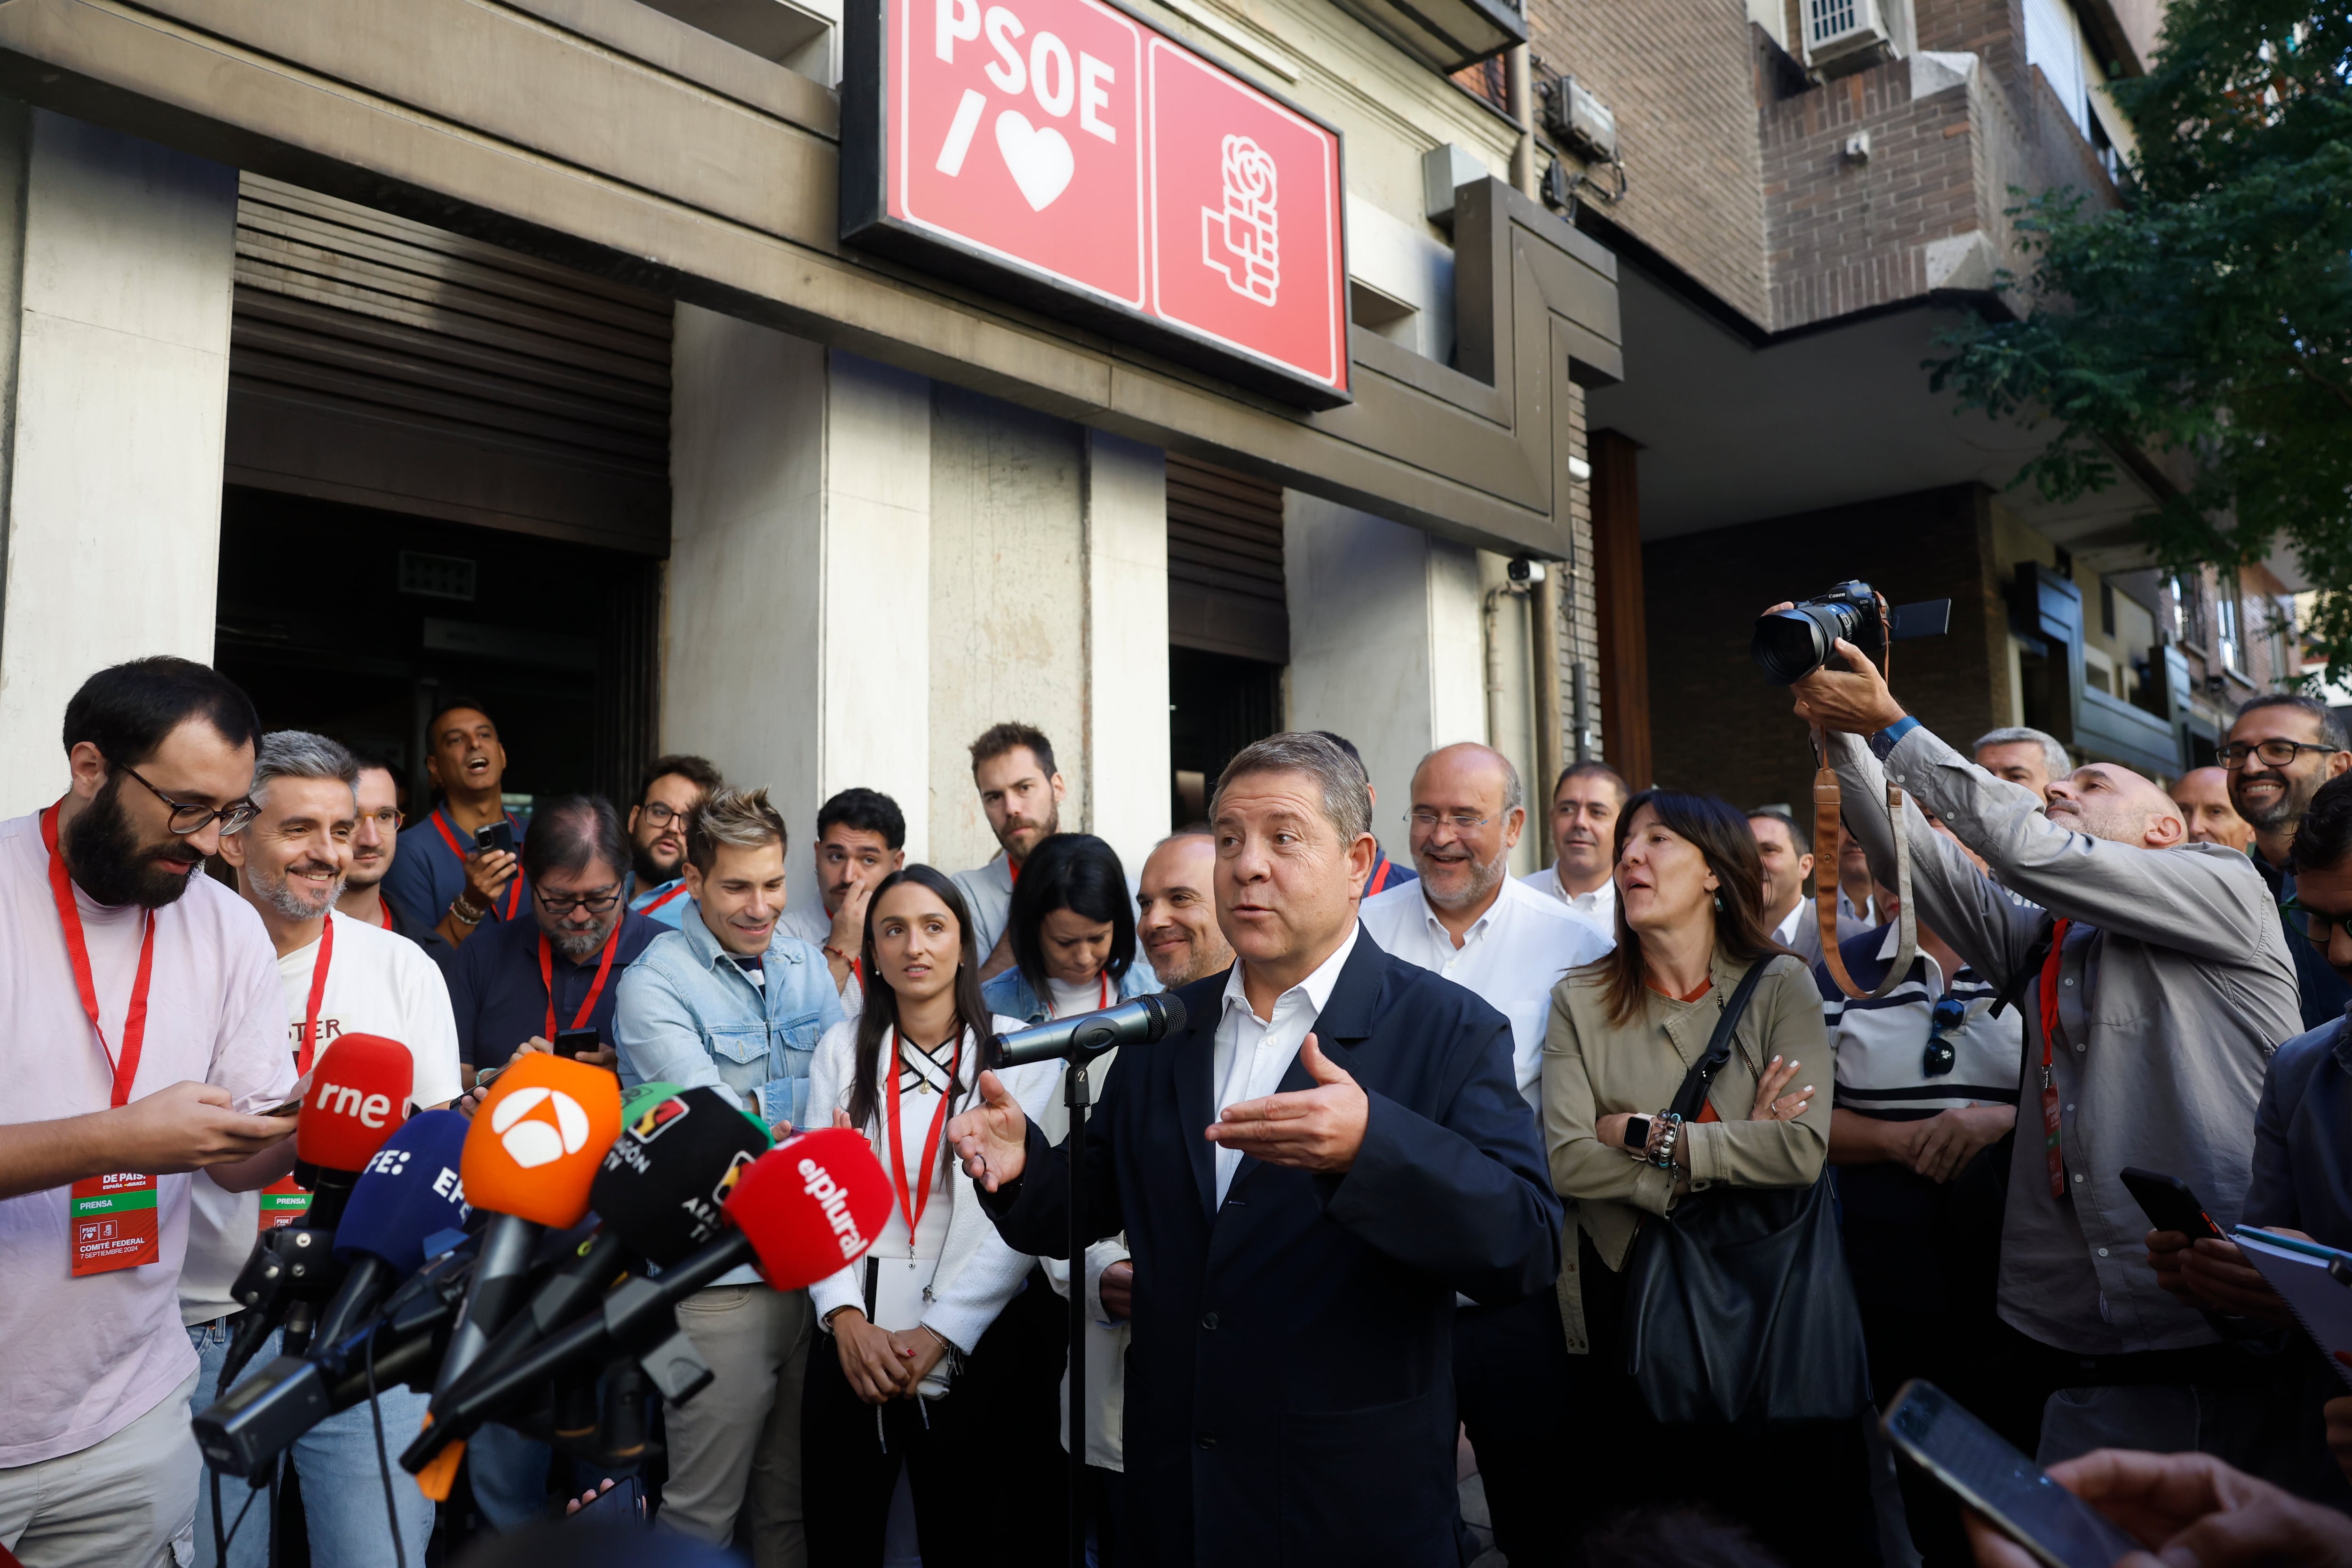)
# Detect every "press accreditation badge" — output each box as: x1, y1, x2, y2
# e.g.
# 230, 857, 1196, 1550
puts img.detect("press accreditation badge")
69, 1170, 160, 1274
258, 1171, 311, 1232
